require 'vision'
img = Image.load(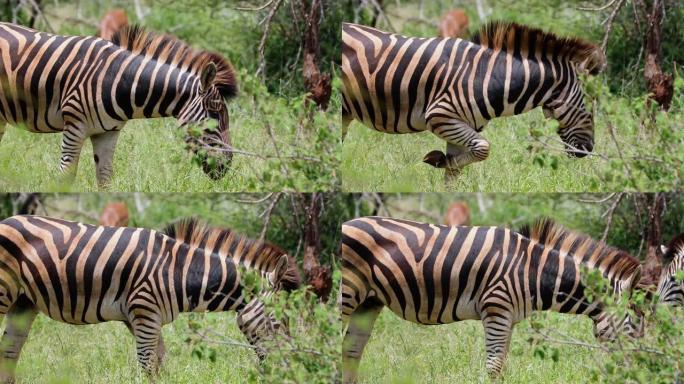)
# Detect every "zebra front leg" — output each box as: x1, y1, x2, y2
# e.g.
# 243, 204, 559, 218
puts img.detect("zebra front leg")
126, 323, 166, 370
342, 301, 383, 384
90, 130, 121, 190
128, 315, 163, 375
59, 124, 87, 183
481, 311, 514, 378
0, 297, 36, 384
424, 120, 490, 182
